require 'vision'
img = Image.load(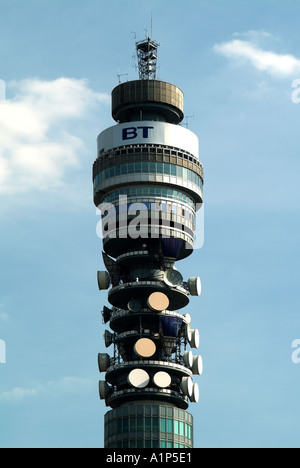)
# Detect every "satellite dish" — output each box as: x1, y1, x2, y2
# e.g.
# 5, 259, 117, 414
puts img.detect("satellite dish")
147, 292, 169, 312
180, 376, 193, 397
189, 329, 200, 349
102, 252, 120, 286
97, 271, 110, 290
128, 369, 150, 389
190, 383, 199, 403
164, 268, 183, 287
184, 314, 192, 324
188, 277, 201, 296
186, 324, 192, 342
104, 330, 114, 348
99, 381, 109, 400
102, 306, 112, 324
183, 350, 193, 368
98, 353, 110, 373
191, 355, 203, 376
128, 300, 142, 313
153, 371, 171, 388
134, 338, 156, 358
